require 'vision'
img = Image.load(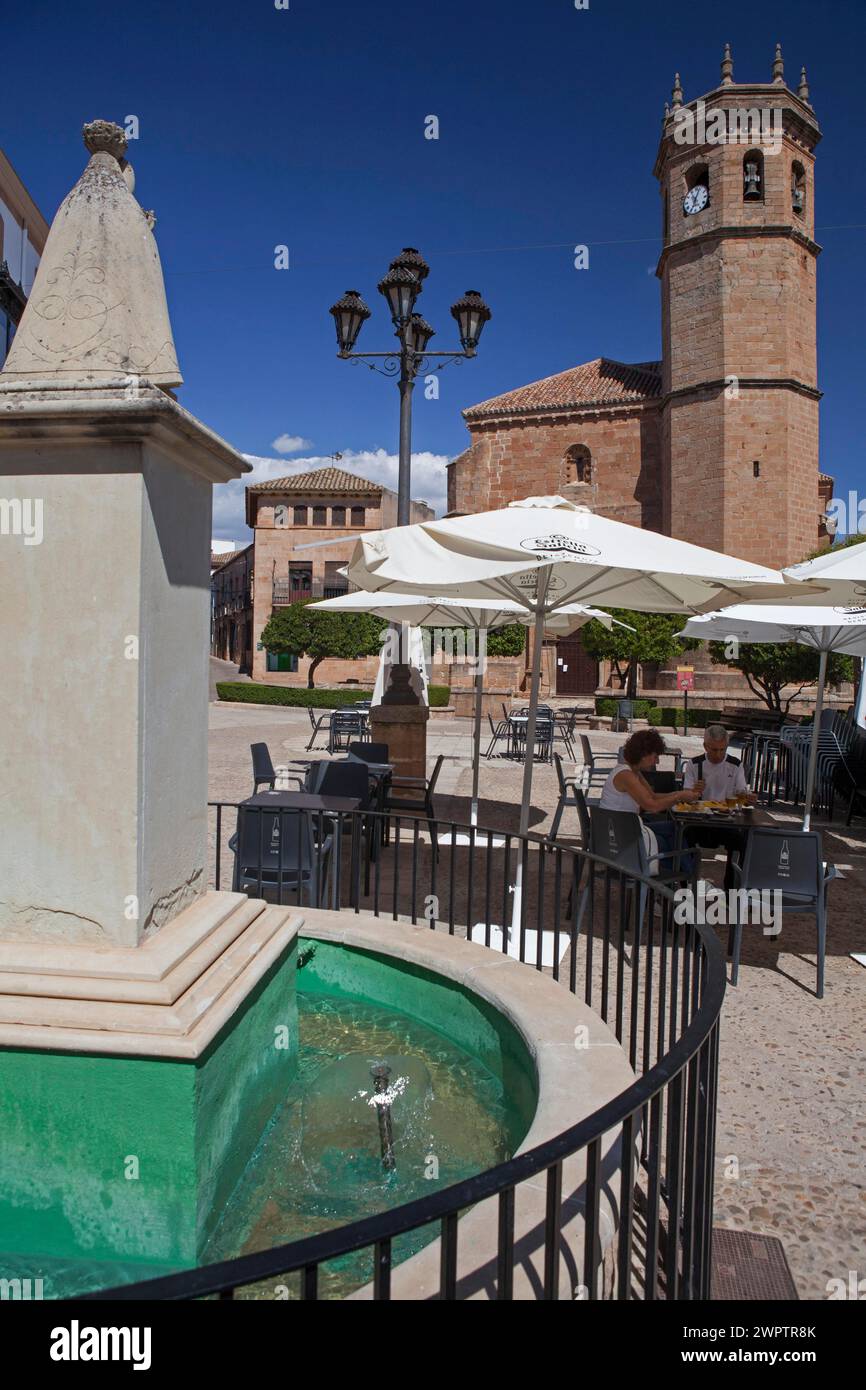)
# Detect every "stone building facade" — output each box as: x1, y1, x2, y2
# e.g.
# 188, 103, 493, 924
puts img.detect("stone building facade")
448, 48, 835, 701
217, 467, 435, 685
211, 545, 254, 672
